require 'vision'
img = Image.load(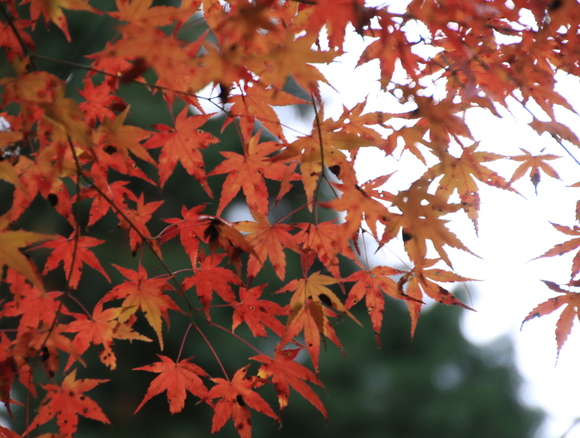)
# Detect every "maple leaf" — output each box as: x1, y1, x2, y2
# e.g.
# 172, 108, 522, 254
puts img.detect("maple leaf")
17, 322, 84, 376
25, 369, 109, 437
278, 272, 358, 371
204, 216, 257, 273
226, 85, 305, 142
81, 180, 138, 228
235, 209, 299, 282
358, 14, 422, 89
344, 265, 409, 345
208, 366, 278, 438
183, 253, 240, 318
134, 355, 209, 414
25, 0, 99, 42
40, 83, 93, 150
39, 233, 111, 289
118, 193, 163, 257
534, 223, 580, 280
158, 204, 210, 266
252, 348, 326, 417
78, 79, 126, 127
398, 259, 476, 337
101, 264, 180, 349
381, 180, 475, 268
145, 108, 218, 195
264, 30, 339, 99
294, 221, 359, 277
510, 148, 561, 194
522, 280, 580, 356
1, 269, 65, 330
422, 143, 514, 232
0, 214, 55, 290
65, 300, 151, 370
322, 174, 395, 243
209, 131, 290, 216
109, 0, 198, 28
93, 106, 154, 166
229, 285, 288, 337
273, 107, 375, 205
